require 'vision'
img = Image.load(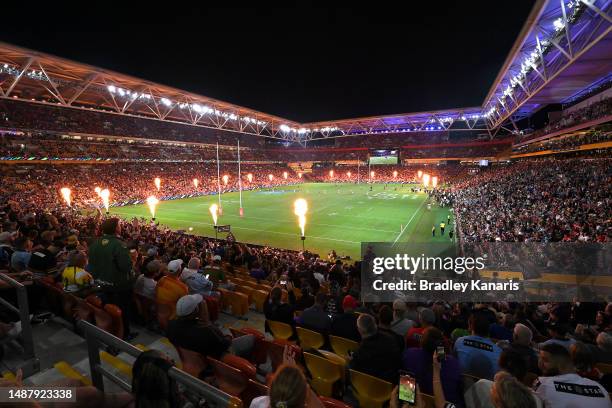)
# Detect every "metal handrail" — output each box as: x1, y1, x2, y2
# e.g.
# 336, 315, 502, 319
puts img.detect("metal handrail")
77, 320, 241, 407
0, 272, 39, 377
